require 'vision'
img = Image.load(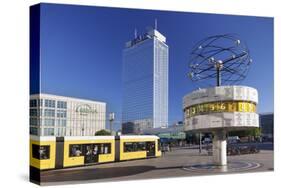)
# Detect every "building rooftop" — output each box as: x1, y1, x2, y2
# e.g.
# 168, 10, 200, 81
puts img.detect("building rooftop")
125, 29, 166, 48
30, 93, 106, 105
